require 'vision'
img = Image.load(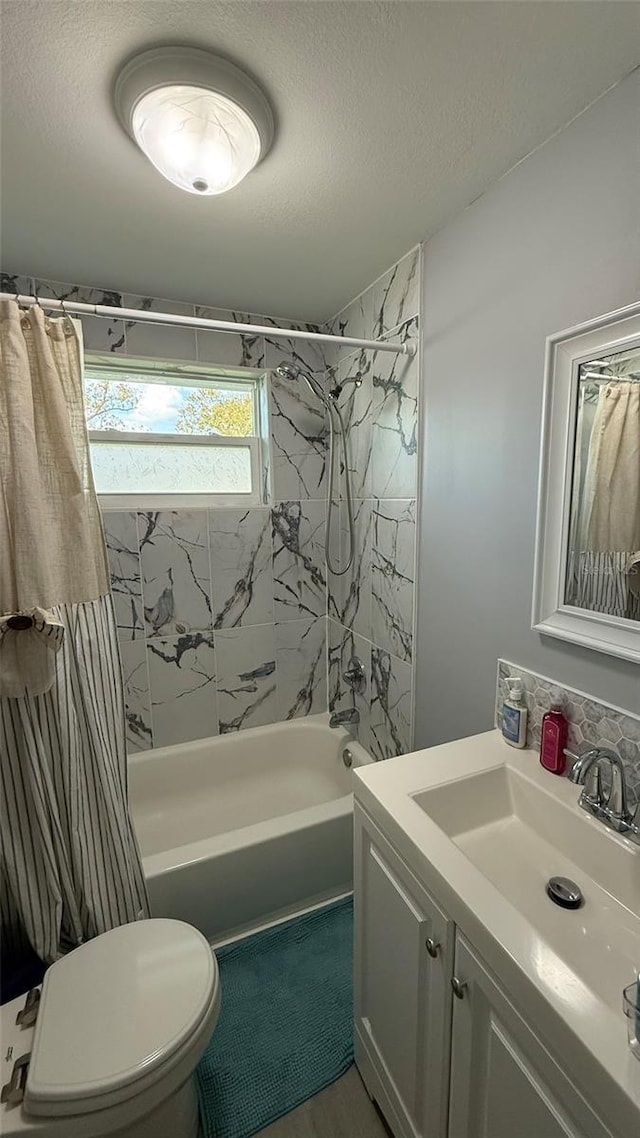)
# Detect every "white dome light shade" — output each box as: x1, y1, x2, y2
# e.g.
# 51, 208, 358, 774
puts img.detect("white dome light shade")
132, 85, 262, 195
115, 47, 274, 197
